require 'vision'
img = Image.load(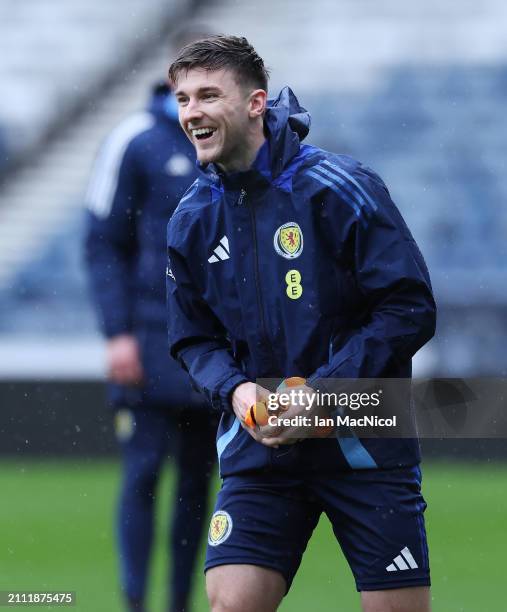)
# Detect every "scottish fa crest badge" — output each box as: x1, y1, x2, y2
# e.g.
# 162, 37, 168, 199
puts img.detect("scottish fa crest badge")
274, 222, 303, 259
208, 510, 233, 546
